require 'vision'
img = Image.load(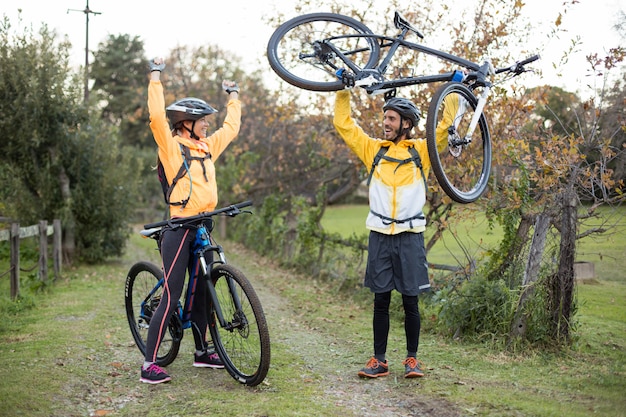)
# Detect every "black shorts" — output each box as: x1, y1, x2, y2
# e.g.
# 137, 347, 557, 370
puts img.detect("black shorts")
364, 231, 430, 296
